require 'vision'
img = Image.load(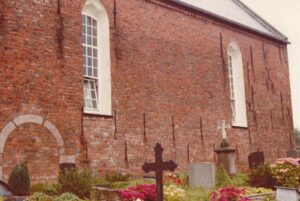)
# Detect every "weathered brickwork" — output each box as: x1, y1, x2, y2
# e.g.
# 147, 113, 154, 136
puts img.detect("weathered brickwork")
0, 0, 294, 181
